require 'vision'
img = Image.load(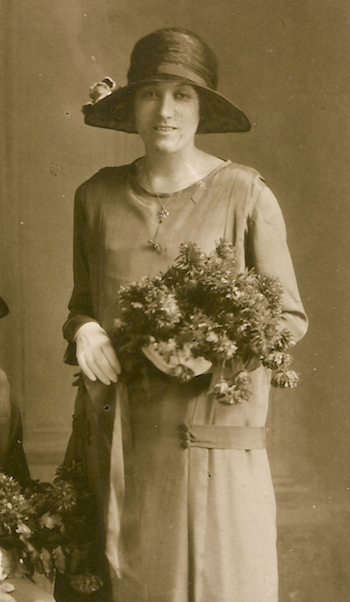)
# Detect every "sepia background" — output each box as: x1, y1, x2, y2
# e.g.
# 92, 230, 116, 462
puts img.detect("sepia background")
1, 1, 349, 599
